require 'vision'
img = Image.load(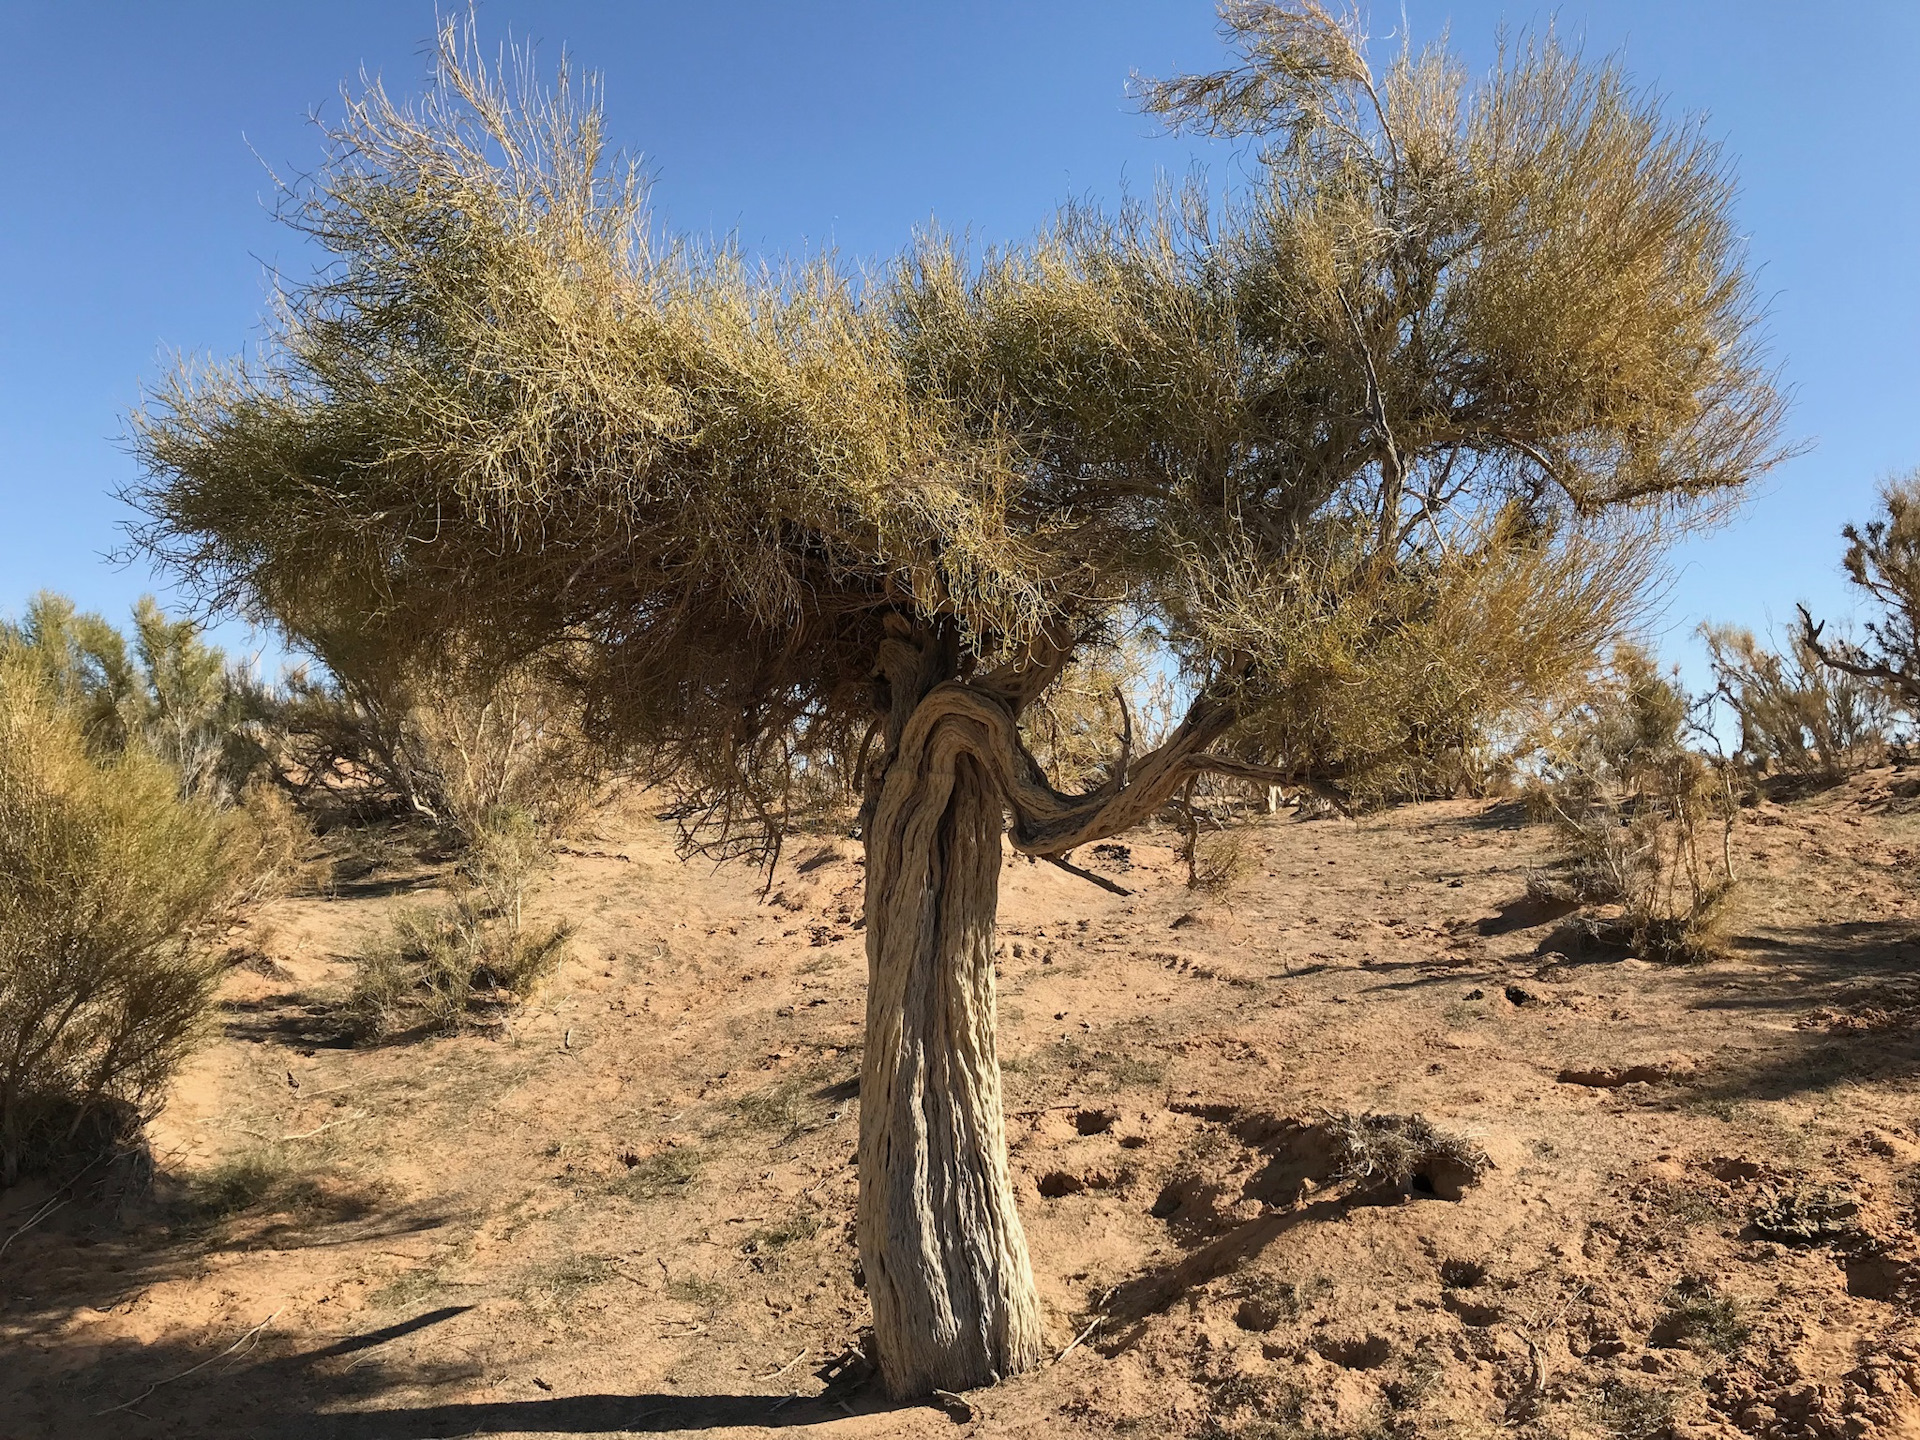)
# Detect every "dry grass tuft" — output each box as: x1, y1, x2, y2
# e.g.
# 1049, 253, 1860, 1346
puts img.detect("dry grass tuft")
1326, 1112, 1489, 1201
348, 807, 569, 1037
